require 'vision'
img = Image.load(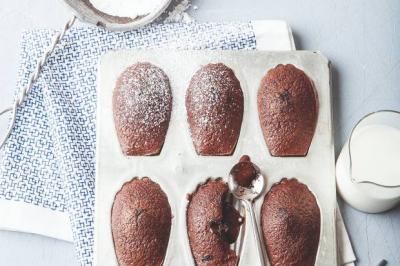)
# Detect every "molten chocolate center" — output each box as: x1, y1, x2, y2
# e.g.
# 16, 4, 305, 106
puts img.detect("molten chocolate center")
209, 202, 243, 244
